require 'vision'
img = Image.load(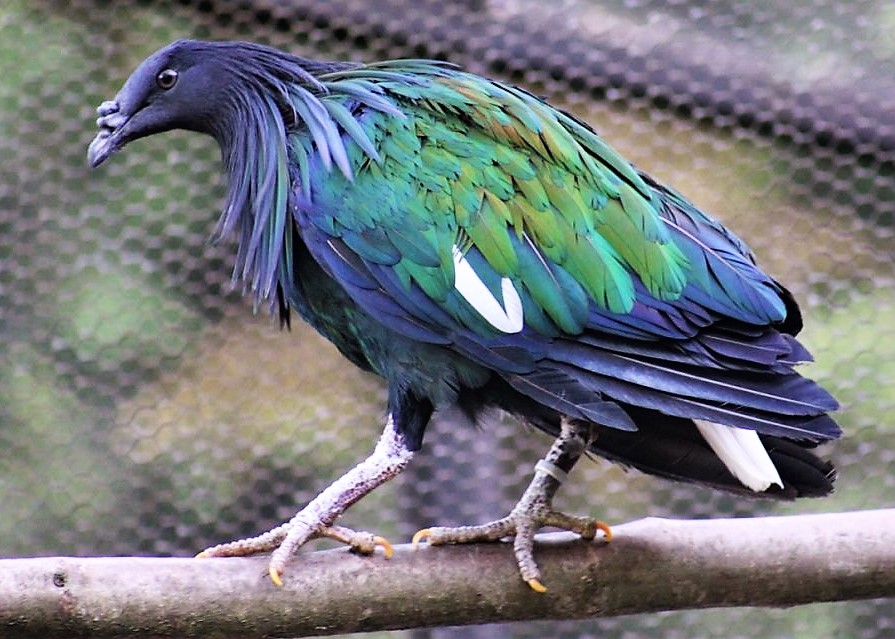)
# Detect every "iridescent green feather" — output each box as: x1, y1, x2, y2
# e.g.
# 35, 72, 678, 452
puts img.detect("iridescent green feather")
298, 61, 696, 335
